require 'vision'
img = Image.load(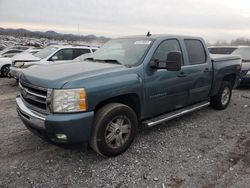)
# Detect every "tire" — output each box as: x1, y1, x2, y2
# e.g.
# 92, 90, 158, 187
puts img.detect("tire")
90, 103, 138, 157
1, 65, 10, 77
210, 81, 232, 110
